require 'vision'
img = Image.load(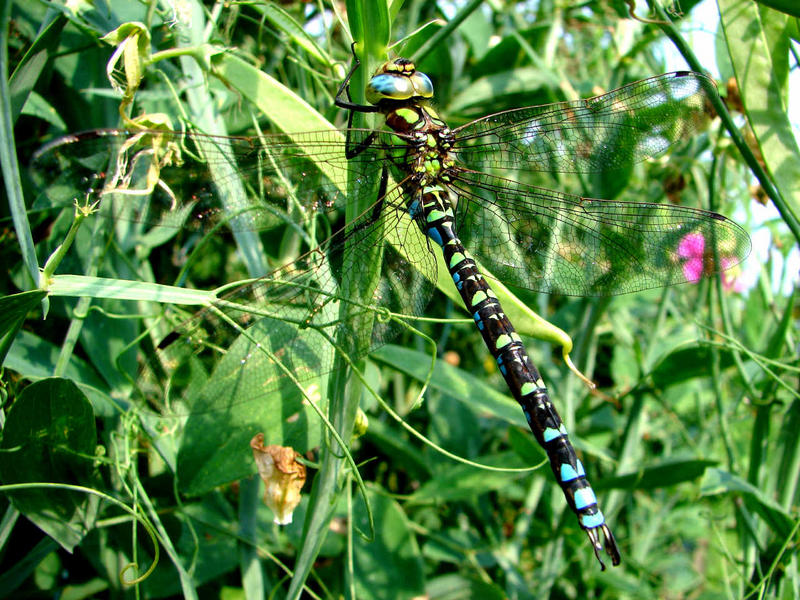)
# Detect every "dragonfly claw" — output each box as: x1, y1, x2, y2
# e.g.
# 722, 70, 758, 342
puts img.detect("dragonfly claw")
586, 524, 621, 570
